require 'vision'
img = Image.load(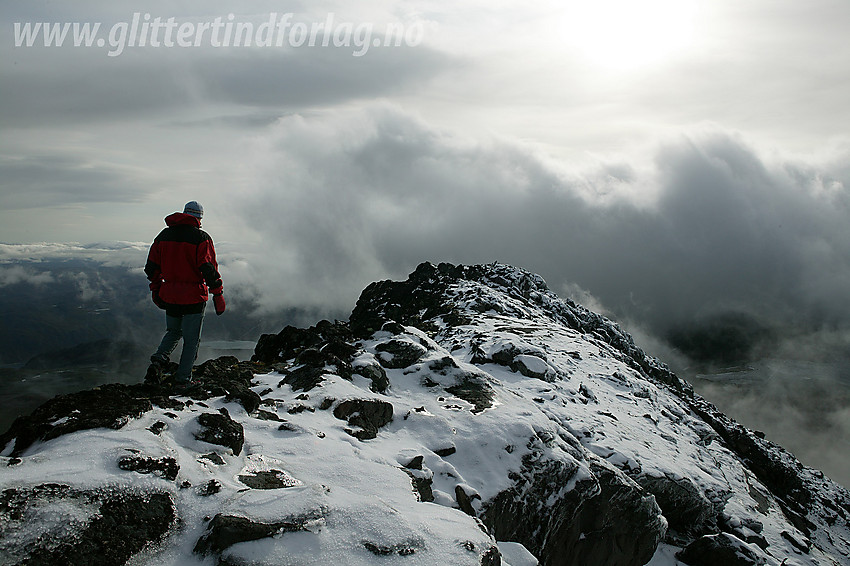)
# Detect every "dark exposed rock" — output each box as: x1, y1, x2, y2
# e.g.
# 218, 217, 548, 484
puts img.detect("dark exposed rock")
428, 356, 459, 374
199, 452, 226, 465
253, 320, 354, 364
0, 384, 153, 457
195, 410, 244, 455
275, 336, 356, 393
194, 513, 317, 556
118, 454, 180, 481
483, 453, 664, 566
780, 529, 810, 553
295, 348, 354, 381
279, 364, 328, 392
480, 545, 502, 566
435, 446, 456, 457
189, 357, 264, 414
456, 485, 480, 516
405, 470, 434, 503
287, 404, 315, 414
349, 262, 462, 338
375, 339, 428, 369
198, 479, 222, 496
333, 399, 393, 440
444, 375, 495, 414
238, 470, 301, 489
363, 540, 419, 556
553, 461, 665, 566
677, 532, 767, 566
0, 484, 175, 566
353, 362, 390, 393
637, 473, 721, 536
254, 408, 283, 421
